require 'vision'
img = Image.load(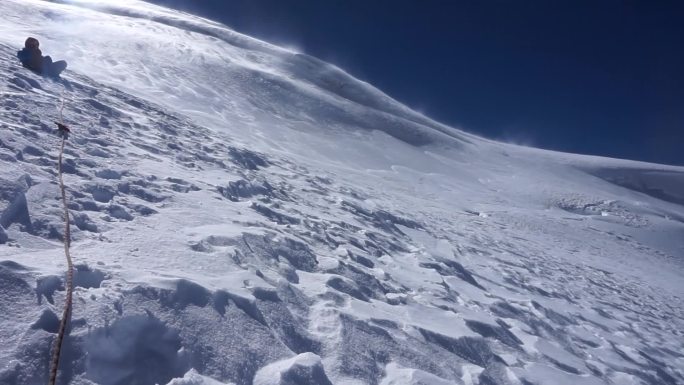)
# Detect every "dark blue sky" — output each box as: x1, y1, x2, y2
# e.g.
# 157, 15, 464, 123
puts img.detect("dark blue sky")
149, 0, 684, 166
